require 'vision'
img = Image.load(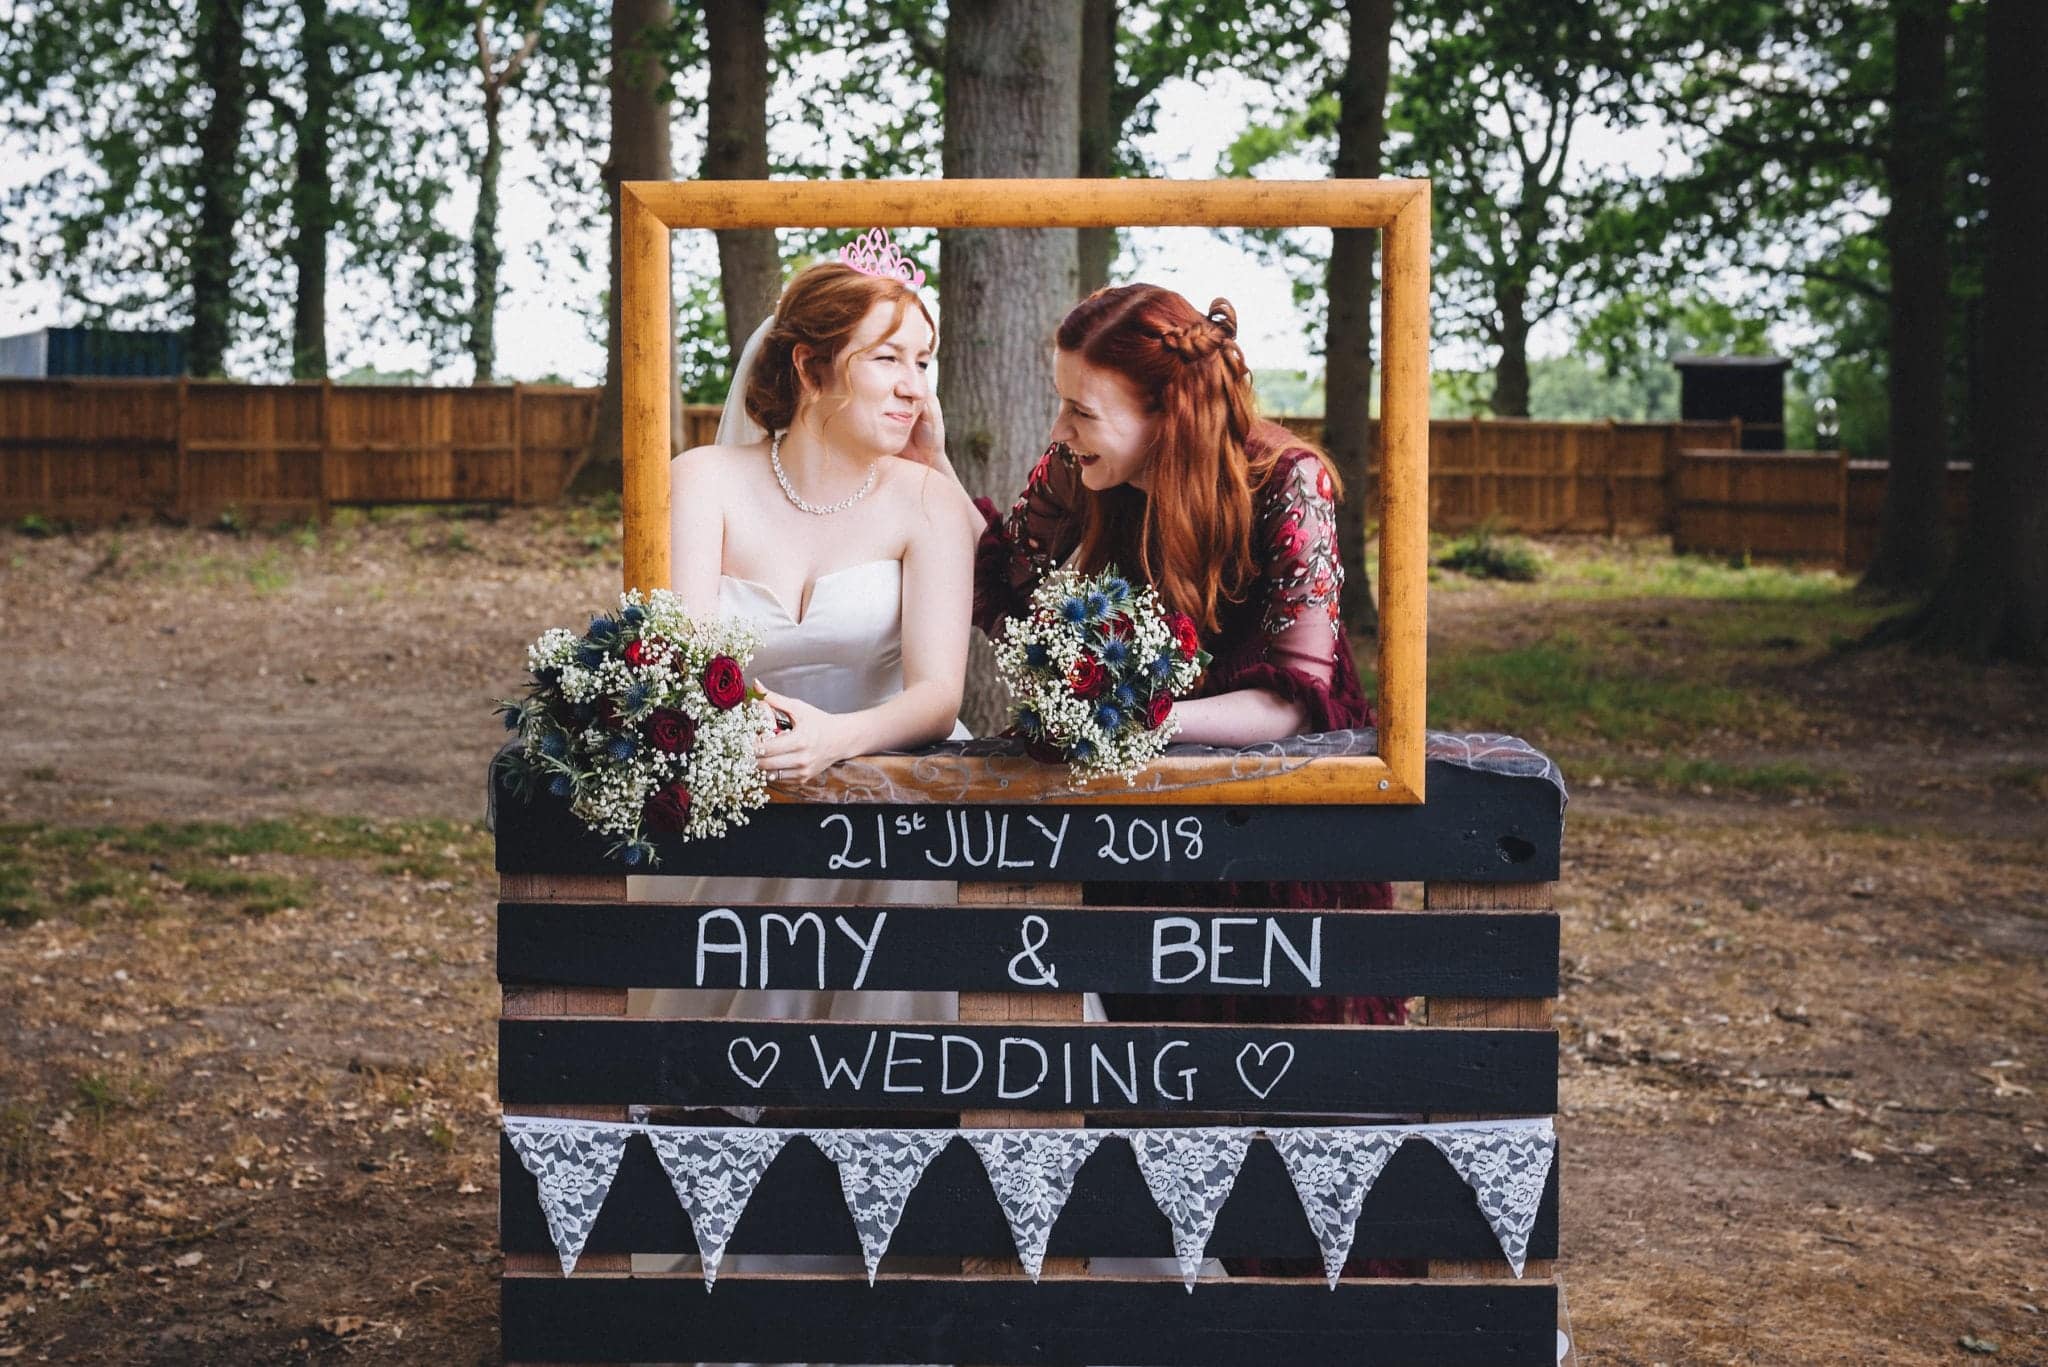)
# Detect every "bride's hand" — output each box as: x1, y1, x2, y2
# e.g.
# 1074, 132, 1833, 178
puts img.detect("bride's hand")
900, 392, 960, 483
753, 687, 860, 783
